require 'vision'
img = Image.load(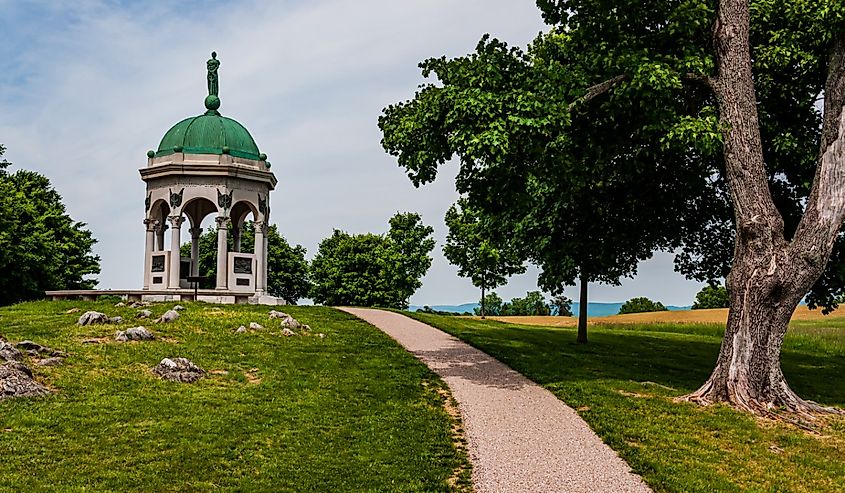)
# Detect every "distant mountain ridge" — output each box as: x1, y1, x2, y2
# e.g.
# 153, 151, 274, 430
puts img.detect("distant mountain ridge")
410, 302, 692, 317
